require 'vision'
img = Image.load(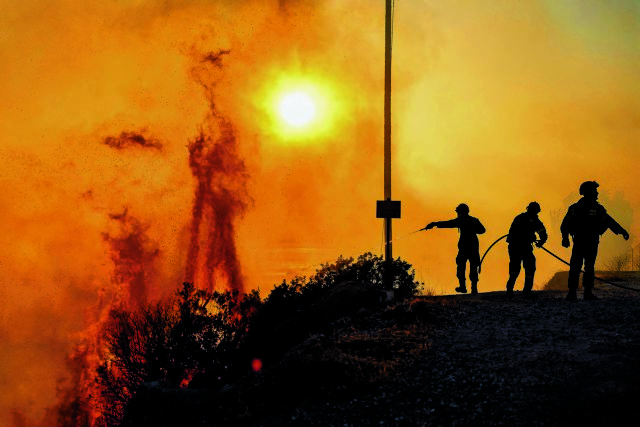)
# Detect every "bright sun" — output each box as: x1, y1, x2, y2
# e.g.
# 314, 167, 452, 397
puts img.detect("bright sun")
260, 74, 344, 143
277, 91, 317, 128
